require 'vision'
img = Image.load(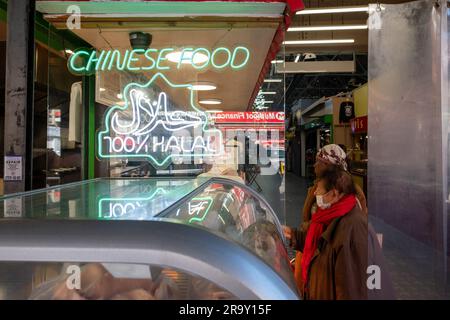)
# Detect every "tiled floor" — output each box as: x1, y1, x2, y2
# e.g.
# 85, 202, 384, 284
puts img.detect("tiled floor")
282, 172, 450, 300
370, 217, 450, 300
